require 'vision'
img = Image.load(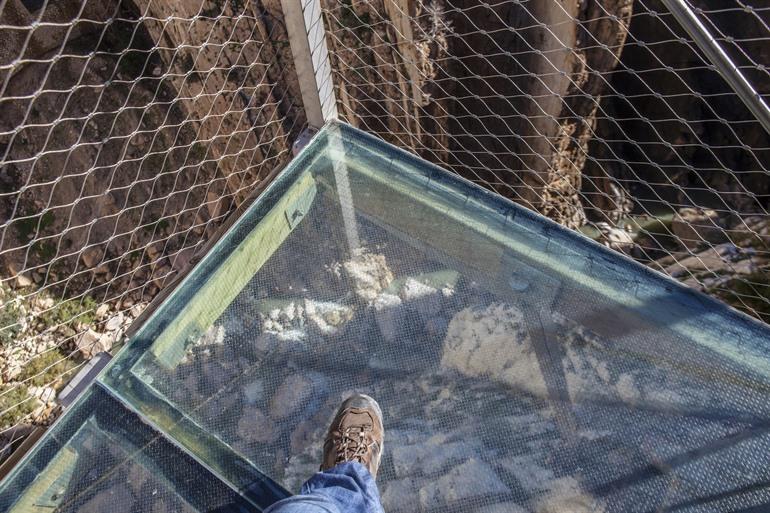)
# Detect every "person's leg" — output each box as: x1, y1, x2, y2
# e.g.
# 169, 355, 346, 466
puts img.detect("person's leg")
264, 462, 383, 513
264, 394, 385, 513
